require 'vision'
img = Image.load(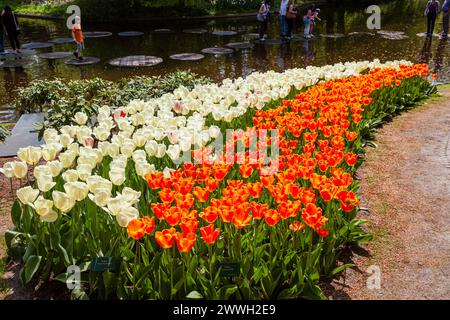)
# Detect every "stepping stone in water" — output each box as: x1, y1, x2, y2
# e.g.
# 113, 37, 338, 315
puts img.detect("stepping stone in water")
49, 37, 74, 44
0, 49, 37, 59
183, 28, 208, 34
320, 33, 345, 38
39, 52, 73, 59
201, 47, 234, 55
109, 55, 163, 67
245, 33, 260, 39
154, 29, 174, 33
118, 31, 145, 37
348, 32, 375, 36
21, 42, 54, 49
254, 38, 281, 45
83, 31, 113, 38
170, 53, 204, 61
226, 42, 254, 49
65, 57, 101, 65
377, 30, 408, 39
416, 32, 440, 38
212, 30, 238, 36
